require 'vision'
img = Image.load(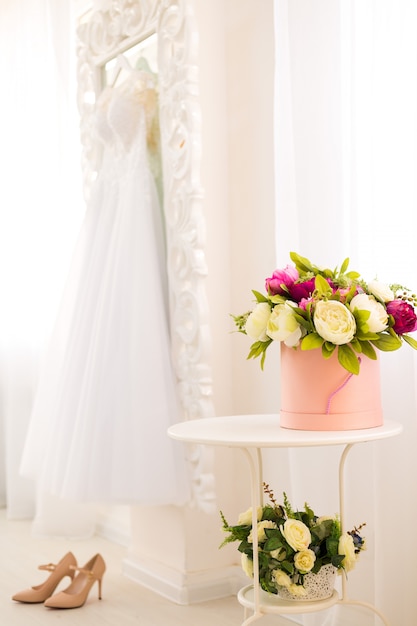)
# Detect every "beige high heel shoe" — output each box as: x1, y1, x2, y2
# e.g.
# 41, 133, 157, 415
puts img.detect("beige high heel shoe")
12, 552, 77, 603
44, 553, 106, 609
